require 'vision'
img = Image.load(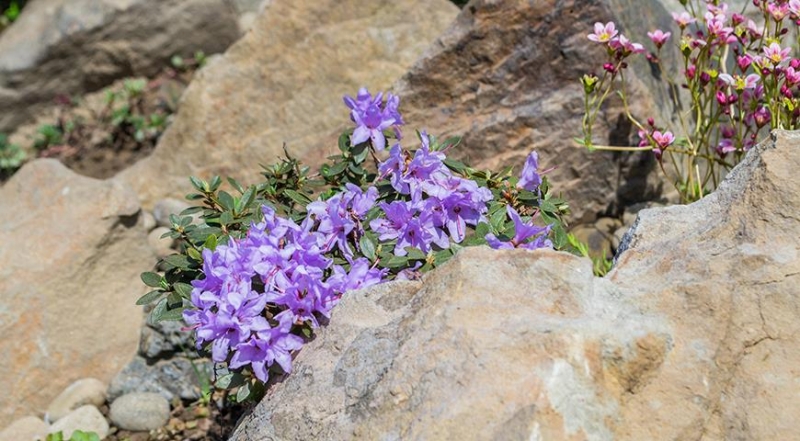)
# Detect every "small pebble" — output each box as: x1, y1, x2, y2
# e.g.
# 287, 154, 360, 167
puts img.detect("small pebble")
142, 211, 157, 232
0, 416, 49, 441
147, 227, 175, 258
47, 378, 107, 422
153, 198, 192, 228
110, 392, 170, 431
49, 405, 109, 440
